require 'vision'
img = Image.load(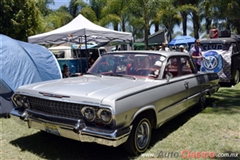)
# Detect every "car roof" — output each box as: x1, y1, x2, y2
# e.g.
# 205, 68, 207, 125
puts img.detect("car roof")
107, 50, 189, 58
200, 37, 240, 44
